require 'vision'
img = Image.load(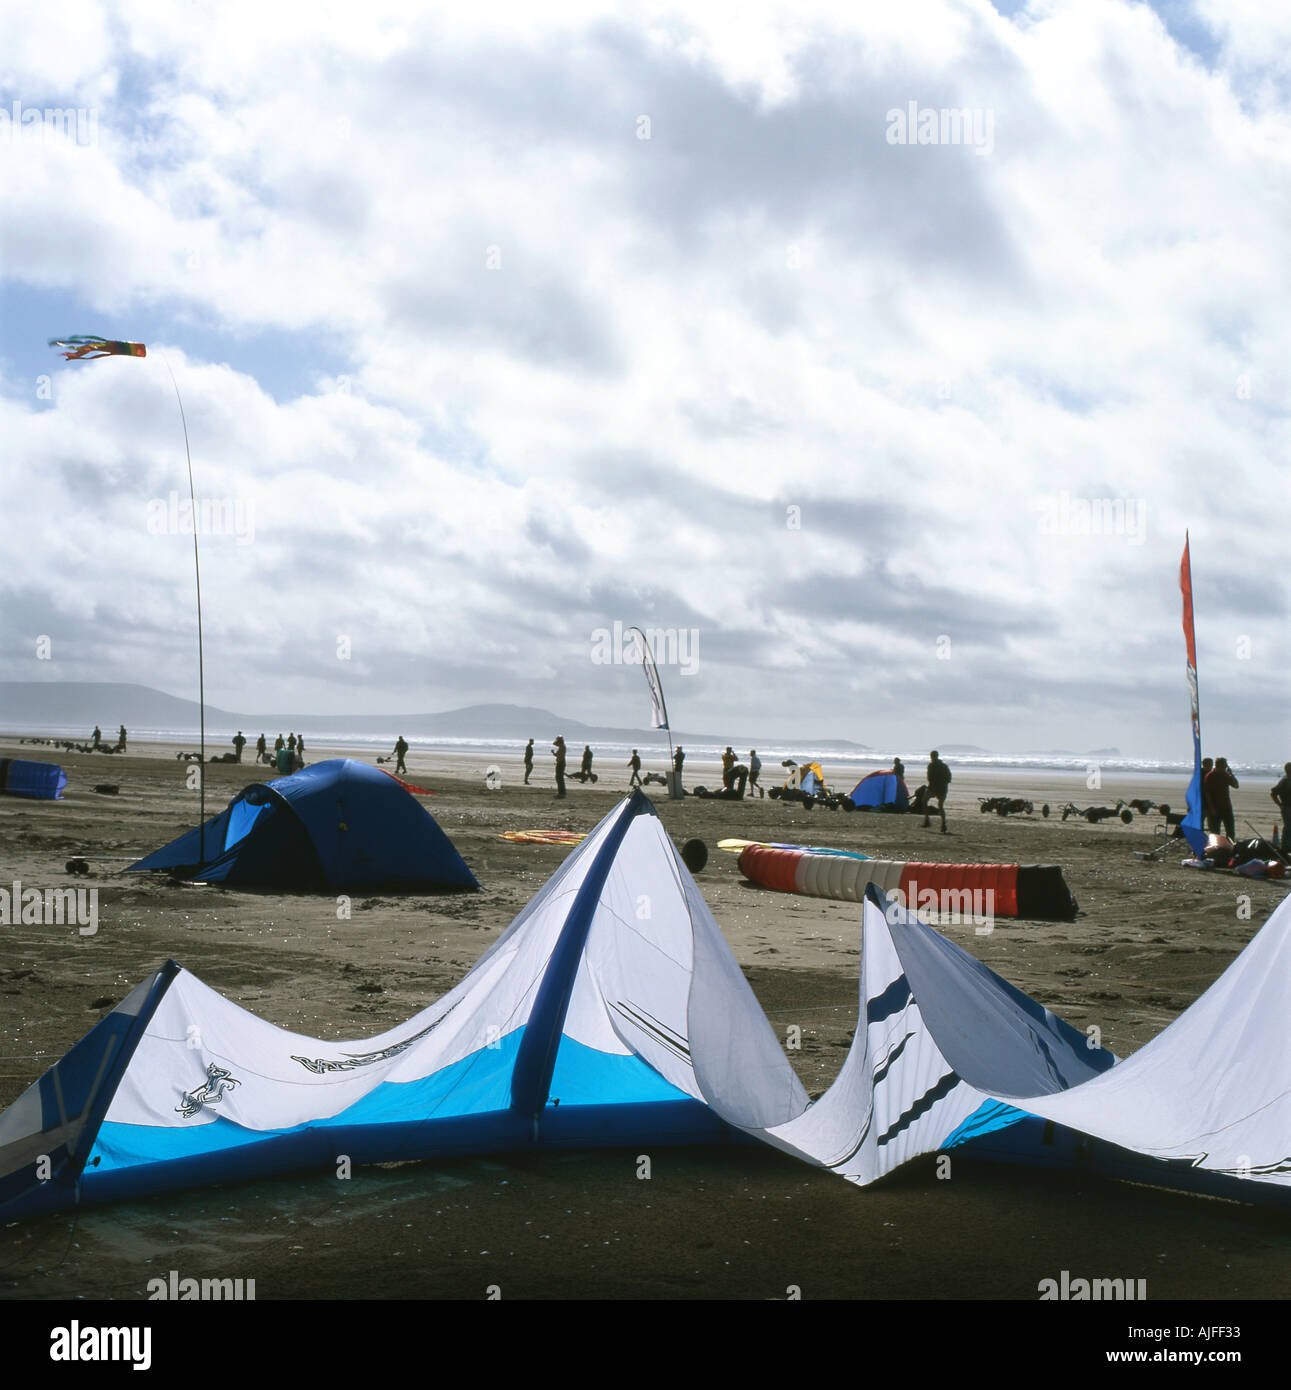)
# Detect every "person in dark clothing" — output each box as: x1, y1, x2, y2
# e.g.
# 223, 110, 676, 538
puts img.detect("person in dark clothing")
1205, 757, 1239, 840
553, 736, 567, 798
749, 750, 763, 797
296, 734, 305, 765
92, 725, 102, 750
923, 750, 951, 832
256, 733, 267, 764
580, 745, 594, 781
893, 756, 905, 783
232, 731, 246, 762
628, 749, 642, 788
673, 745, 685, 794
1271, 763, 1291, 845
117, 725, 127, 751
524, 739, 535, 785
392, 736, 408, 776
721, 746, 736, 791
